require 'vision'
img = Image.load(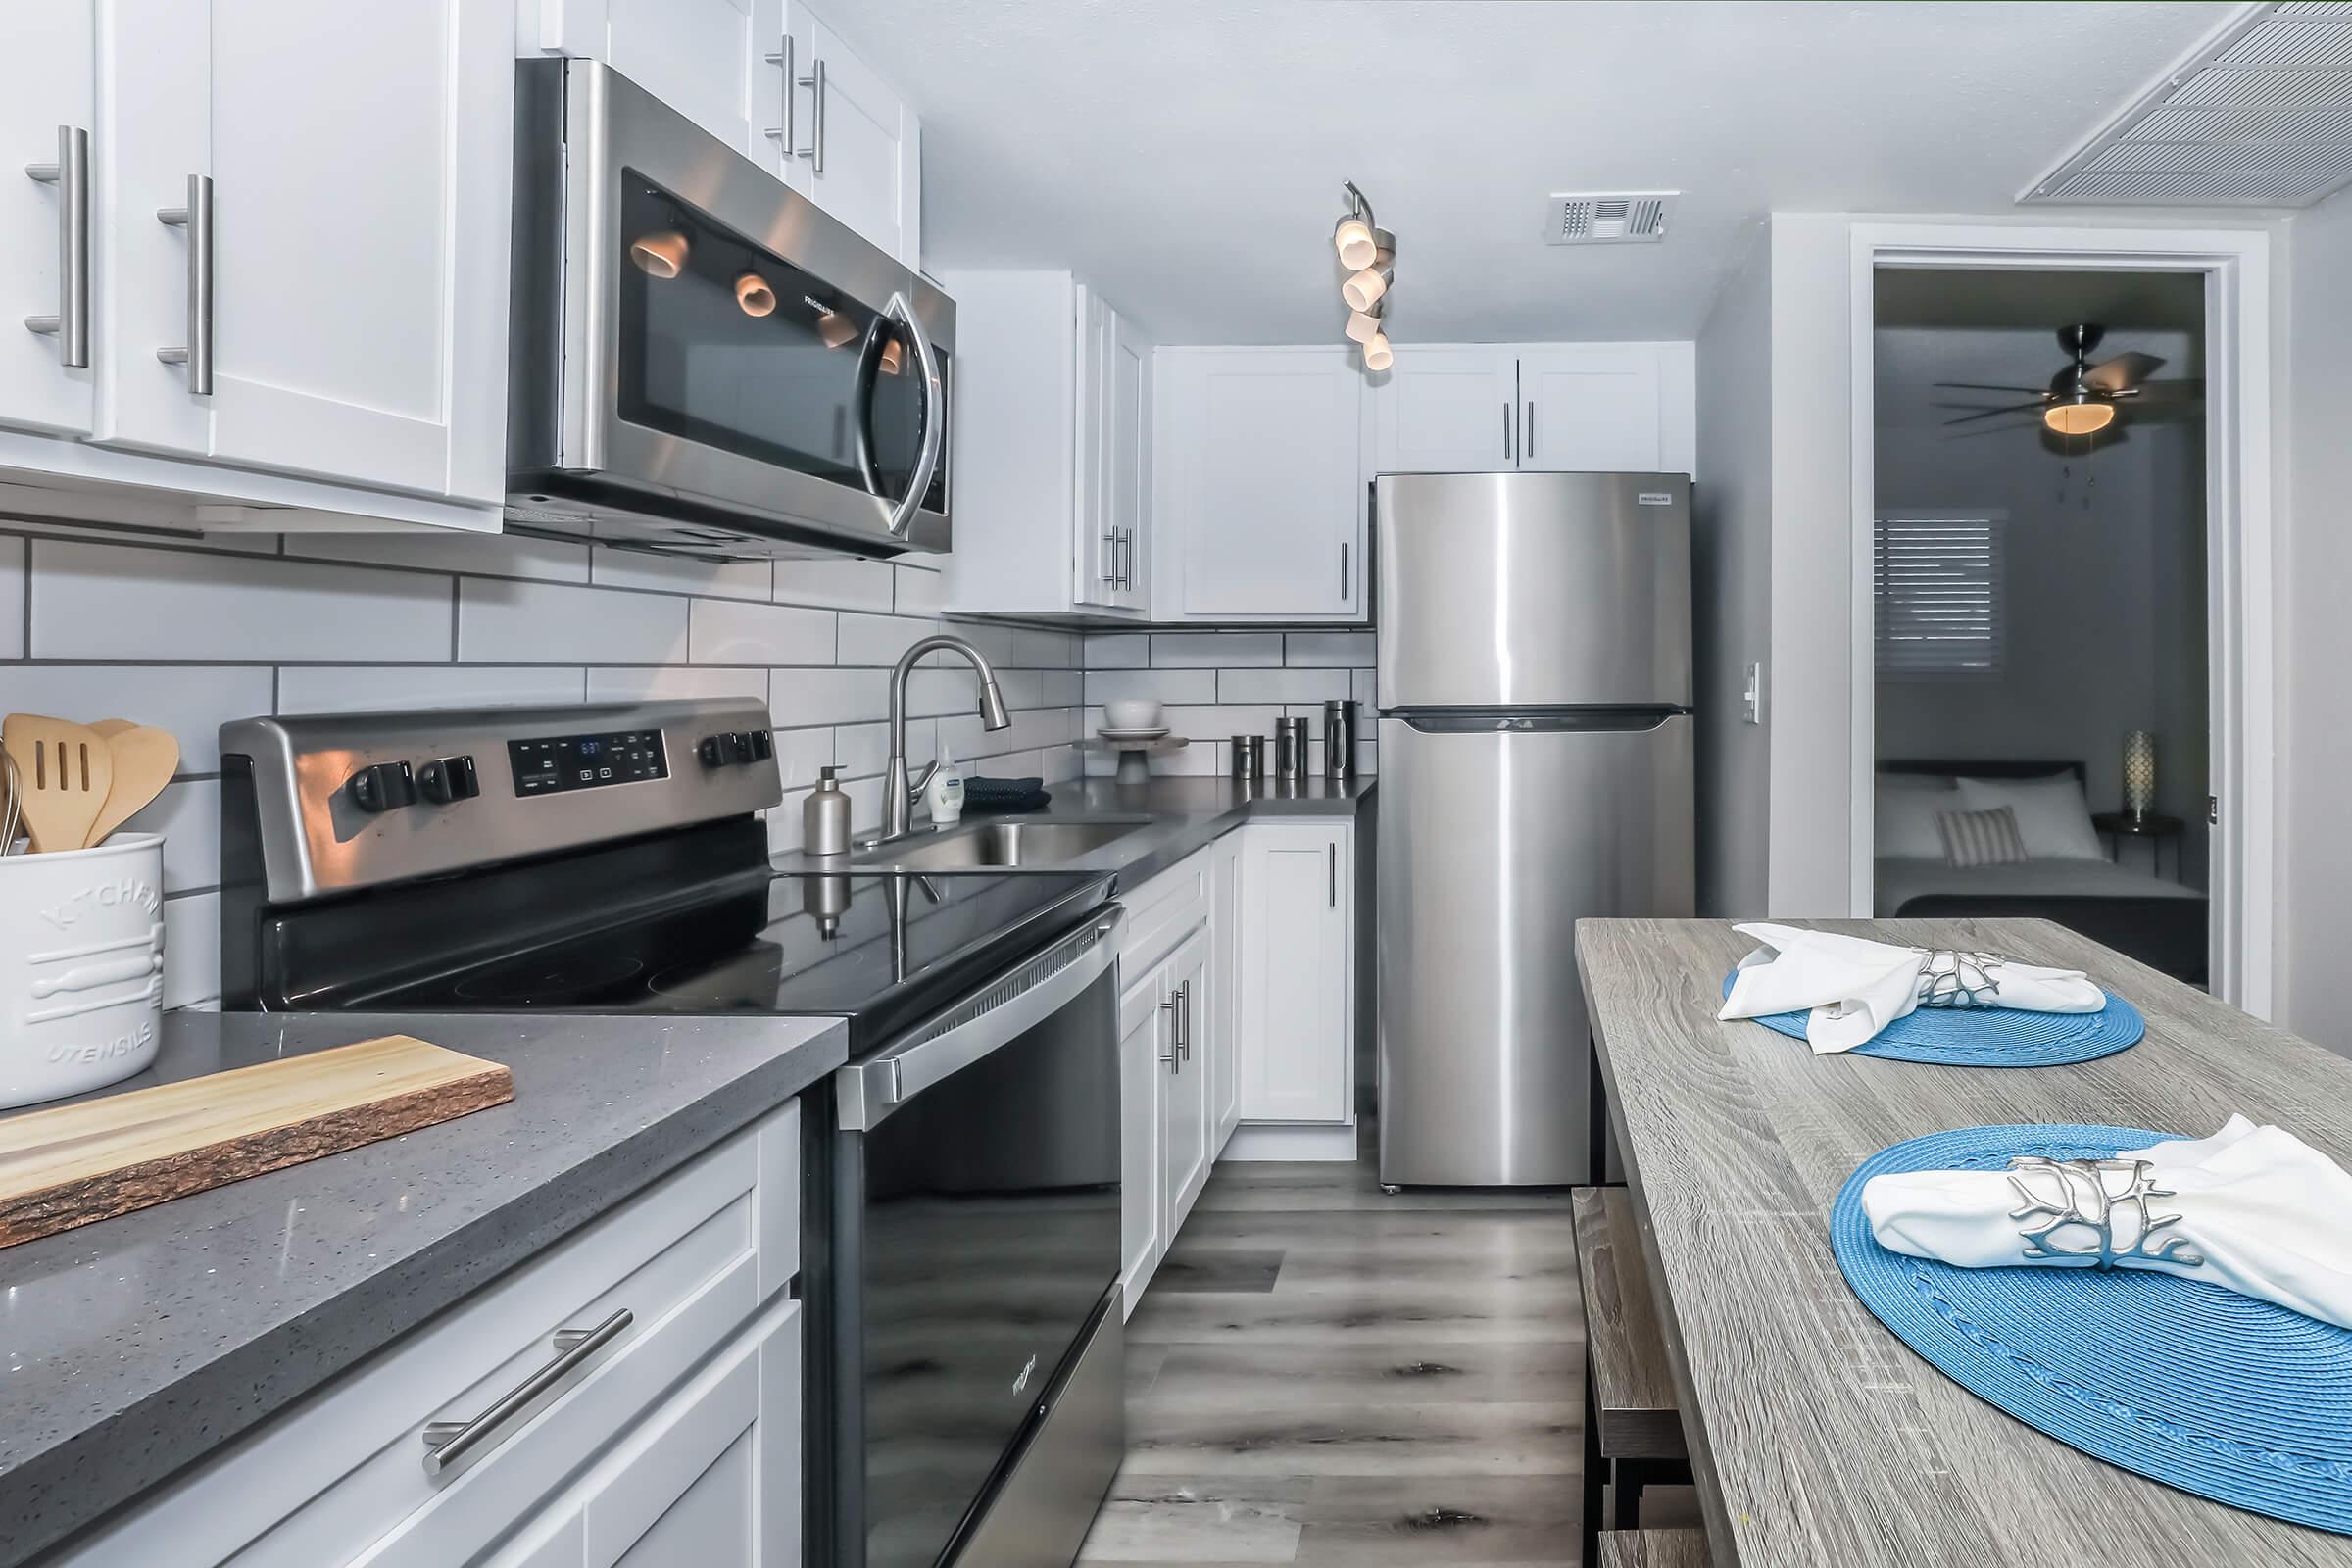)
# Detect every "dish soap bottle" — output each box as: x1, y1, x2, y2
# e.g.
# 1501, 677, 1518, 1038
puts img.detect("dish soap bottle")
924, 746, 965, 827
804, 765, 852, 856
